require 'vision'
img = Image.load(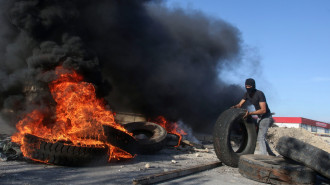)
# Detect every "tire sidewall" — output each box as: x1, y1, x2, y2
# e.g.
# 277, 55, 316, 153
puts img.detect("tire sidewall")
123, 122, 168, 154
